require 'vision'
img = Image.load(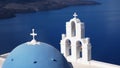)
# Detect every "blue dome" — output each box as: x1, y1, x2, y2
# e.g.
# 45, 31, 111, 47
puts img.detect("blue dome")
2, 42, 70, 68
